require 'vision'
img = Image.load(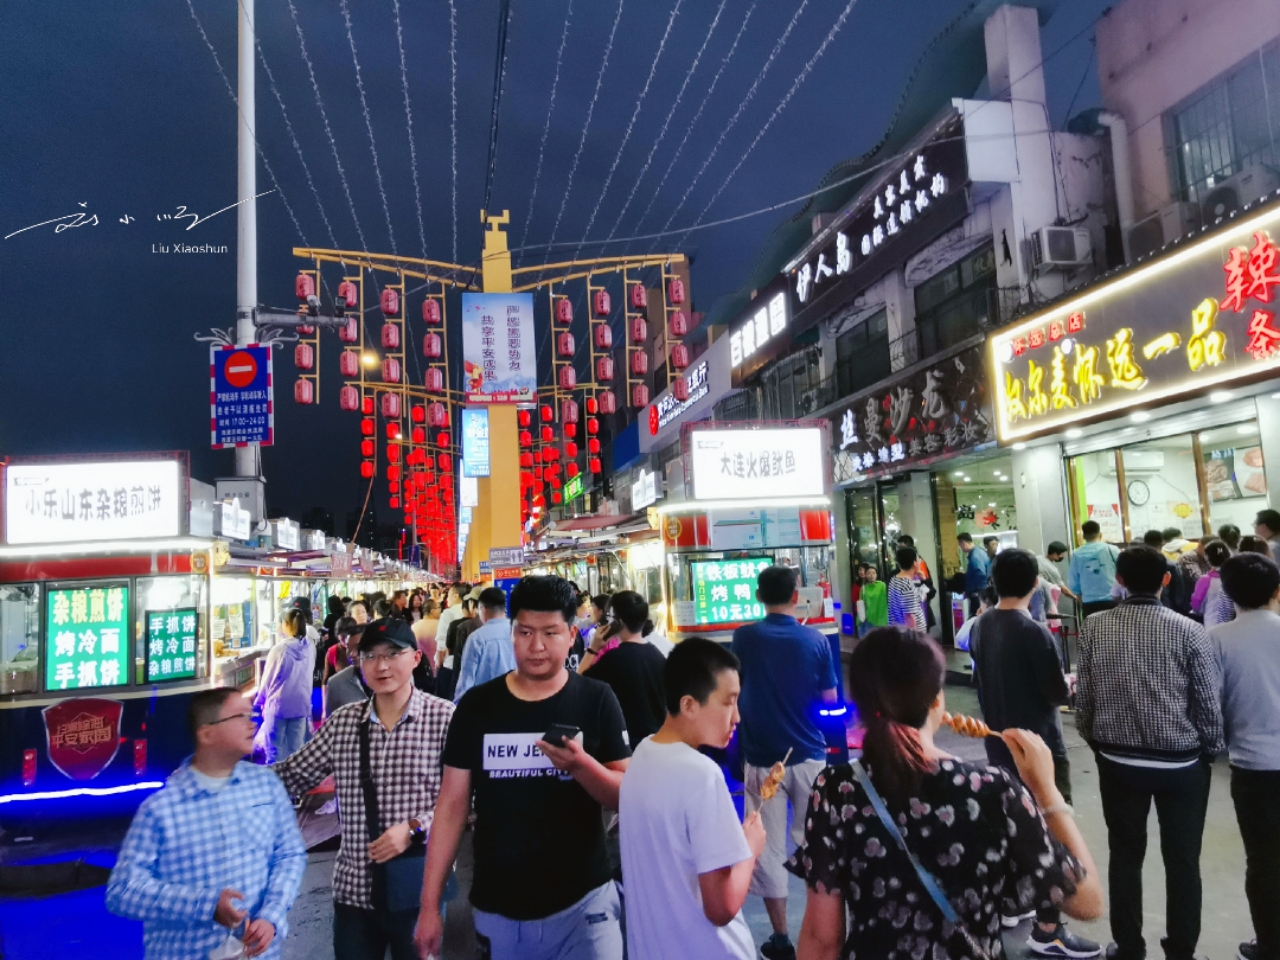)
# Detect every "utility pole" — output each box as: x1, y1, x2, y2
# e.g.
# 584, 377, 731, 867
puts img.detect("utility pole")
235, 0, 258, 481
